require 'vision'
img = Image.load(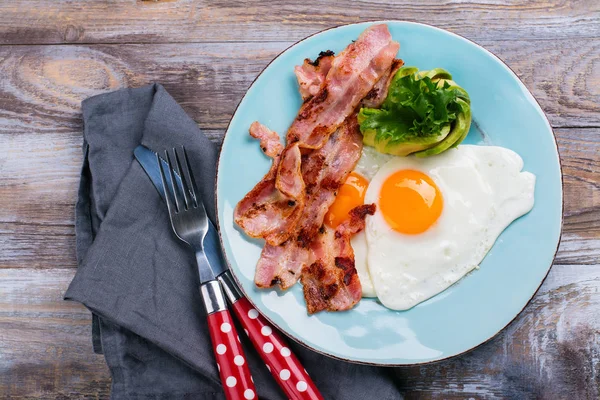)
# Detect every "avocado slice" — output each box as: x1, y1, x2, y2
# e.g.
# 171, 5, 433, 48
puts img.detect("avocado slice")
413, 98, 472, 158
362, 124, 451, 156
417, 68, 453, 81
394, 66, 419, 79
359, 67, 472, 158
434, 79, 470, 104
